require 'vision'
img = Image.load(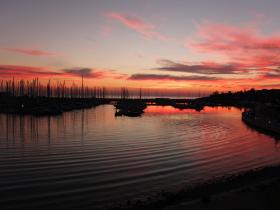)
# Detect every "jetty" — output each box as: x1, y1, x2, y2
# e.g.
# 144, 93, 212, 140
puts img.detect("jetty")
242, 104, 280, 136
0, 94, 107, 116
